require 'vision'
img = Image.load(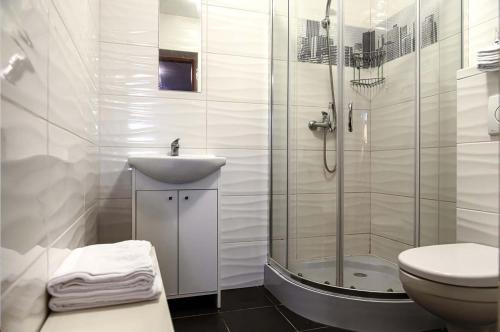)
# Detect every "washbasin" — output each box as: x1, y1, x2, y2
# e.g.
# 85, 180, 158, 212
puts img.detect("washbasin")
128, 155, 226, 184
